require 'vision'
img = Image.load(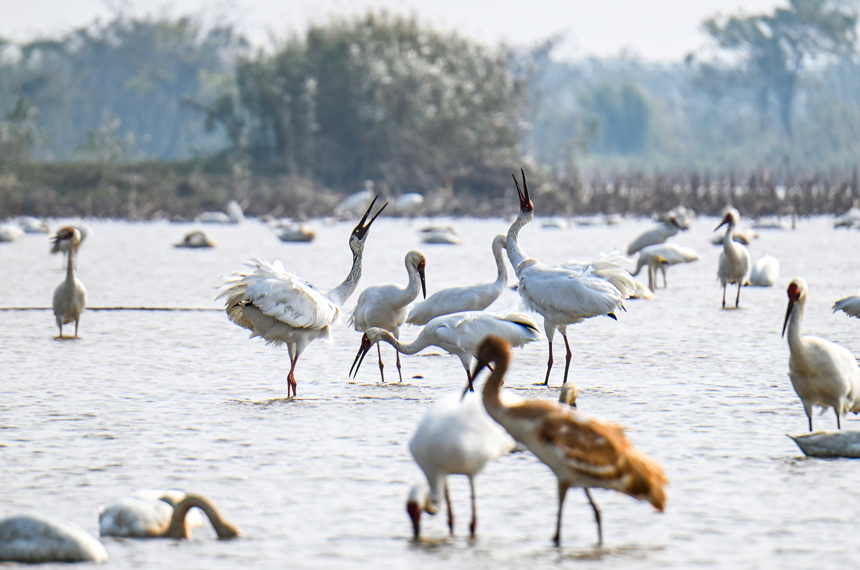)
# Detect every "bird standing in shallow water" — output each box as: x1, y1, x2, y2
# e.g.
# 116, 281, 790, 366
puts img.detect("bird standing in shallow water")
51, 226, 87, 339
715, 208, 750, 308
406, 234, 509, 326
220, 198, 387, 397
351, 249, 427, 382
783, 277, 860, 431
506, 169, 634, 387
406, 391, 515, 539
472, 335, 667, 546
